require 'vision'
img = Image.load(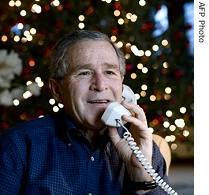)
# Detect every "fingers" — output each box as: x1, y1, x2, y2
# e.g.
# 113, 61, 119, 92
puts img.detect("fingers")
121, 101, 147, 126
122, 115, 148, 132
